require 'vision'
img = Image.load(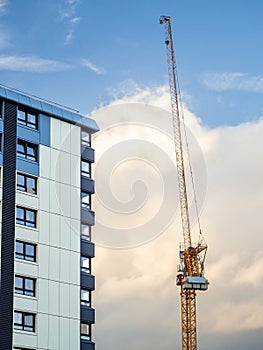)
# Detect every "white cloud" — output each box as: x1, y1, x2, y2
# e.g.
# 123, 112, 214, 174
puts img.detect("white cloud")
203, 72, 263, 93
60, 0, 81, 43
91, 82, 263, 349
0, 55, 71, 72
70, 16, 80, 24
81, 58, 105, 75
0, 0, 8, 15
